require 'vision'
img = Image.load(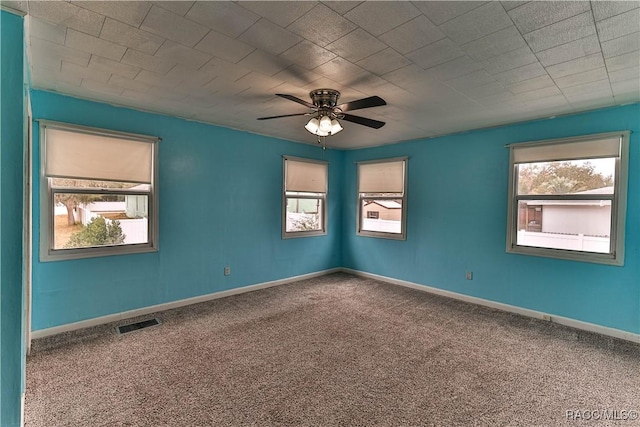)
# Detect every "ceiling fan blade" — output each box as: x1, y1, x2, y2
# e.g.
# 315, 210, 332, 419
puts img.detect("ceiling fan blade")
276, 93, 315, 109
341, 113, 385, 129
337, 96, 386, 112
257, 113, 309, 120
